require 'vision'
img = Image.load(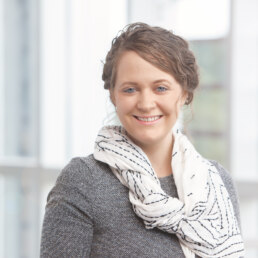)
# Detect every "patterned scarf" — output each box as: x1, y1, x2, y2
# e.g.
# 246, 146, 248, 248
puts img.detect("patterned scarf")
94, 126, 244, 258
